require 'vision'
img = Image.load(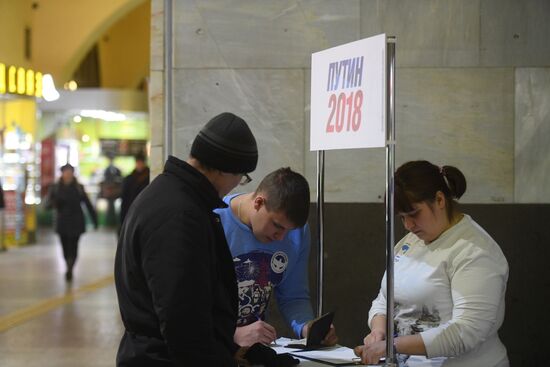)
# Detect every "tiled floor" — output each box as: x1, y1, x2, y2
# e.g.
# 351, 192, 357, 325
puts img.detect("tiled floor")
0, 228, 357, 367
0, 228, 124, 367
